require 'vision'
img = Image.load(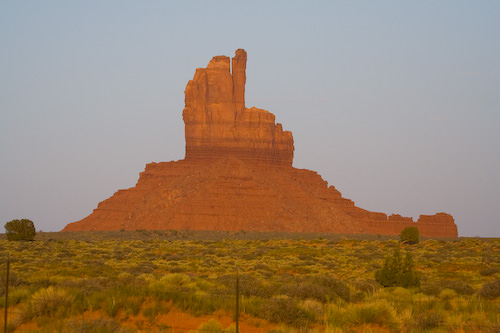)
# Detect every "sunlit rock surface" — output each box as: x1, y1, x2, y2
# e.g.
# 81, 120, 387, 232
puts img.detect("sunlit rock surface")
63, 50, 458, 237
